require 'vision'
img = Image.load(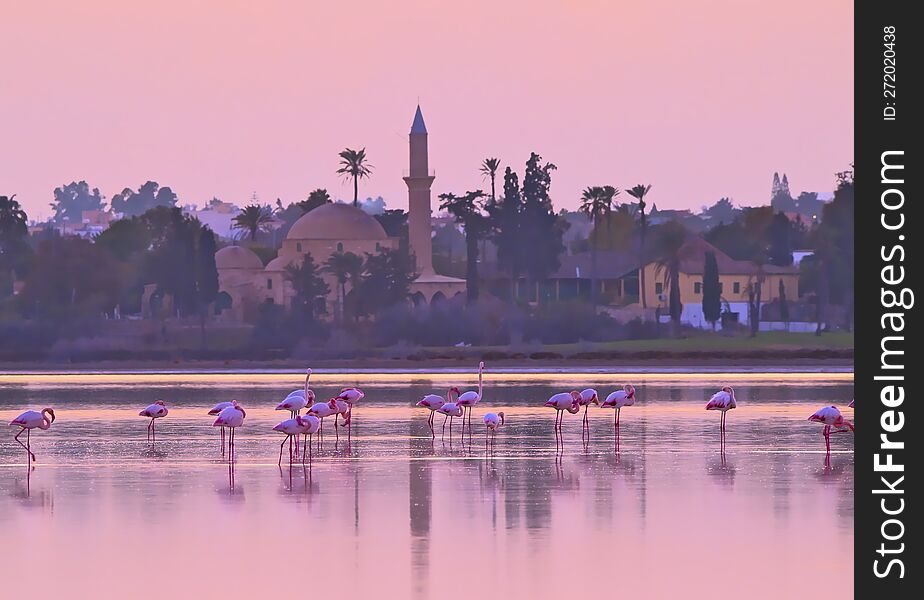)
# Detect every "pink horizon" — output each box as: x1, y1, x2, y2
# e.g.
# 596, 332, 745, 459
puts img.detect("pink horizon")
1, 1, 853, 220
